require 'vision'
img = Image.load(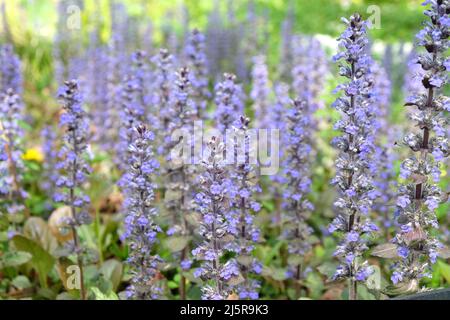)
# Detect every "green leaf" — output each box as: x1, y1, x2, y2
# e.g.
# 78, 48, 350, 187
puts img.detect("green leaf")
438, 260, 450, 283
56, 292, 76, 300
168, 281, 178, 289
100, 259, 123, 291
11, 235, 55, 288
287, 255, 303, 267
12, 275, 32, 290
262, 267, 288, 281
317, 262, 337, 278
262, 200, 275, 212
366, 265, 381, 291
163, 236, 191, 252
371, 243, 398, 259
24, 217, 58, 253
0, 214, 8, 231
0, 251, 32, 268
91, 287, 119, 300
